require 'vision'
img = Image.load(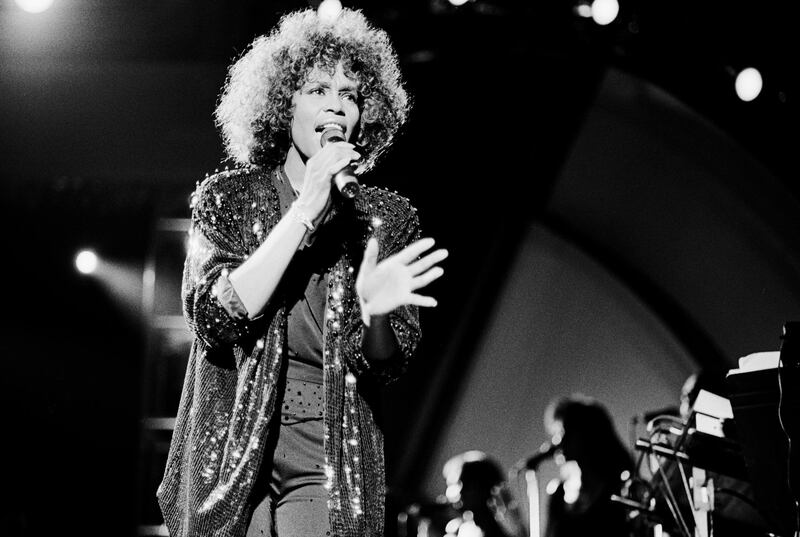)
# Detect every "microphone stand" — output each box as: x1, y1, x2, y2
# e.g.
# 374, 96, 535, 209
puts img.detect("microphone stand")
509, 457, 546, 537
525, 468, 541, 537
